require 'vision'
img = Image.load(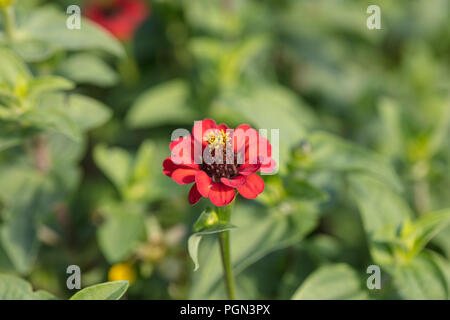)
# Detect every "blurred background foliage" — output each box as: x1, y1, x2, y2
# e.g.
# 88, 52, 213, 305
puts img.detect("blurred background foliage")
0, 0, 449, 299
